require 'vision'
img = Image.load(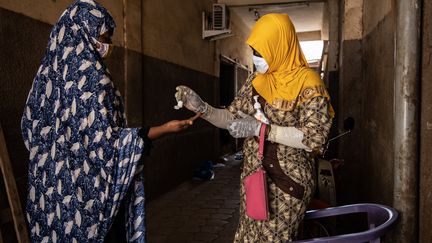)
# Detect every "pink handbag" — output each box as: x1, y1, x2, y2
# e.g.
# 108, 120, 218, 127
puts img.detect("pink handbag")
244, 123, 269, 221
244, 167, 268, 220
